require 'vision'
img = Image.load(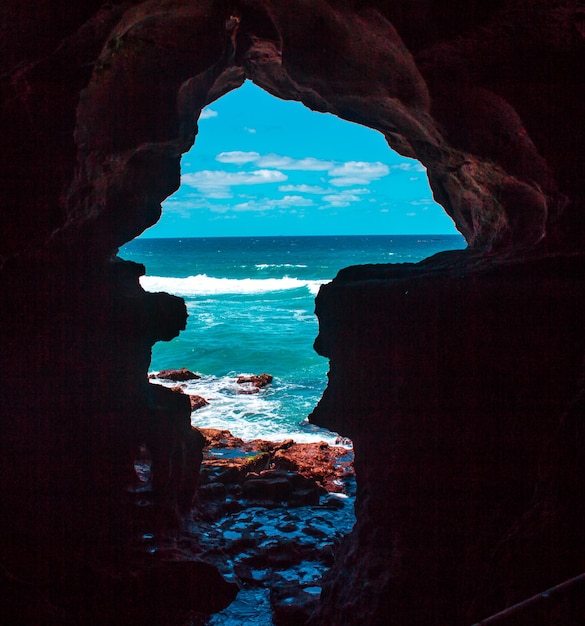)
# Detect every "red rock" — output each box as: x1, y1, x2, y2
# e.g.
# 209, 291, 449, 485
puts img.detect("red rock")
187, 394, 208, 411
167, 385, 208, 410
236, 373, 273, 388
155, 368, 201, 381
197, 428, 245, 448
196, 428, 354, 495
272, 442, 354, 493
236, 386, 259, 395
